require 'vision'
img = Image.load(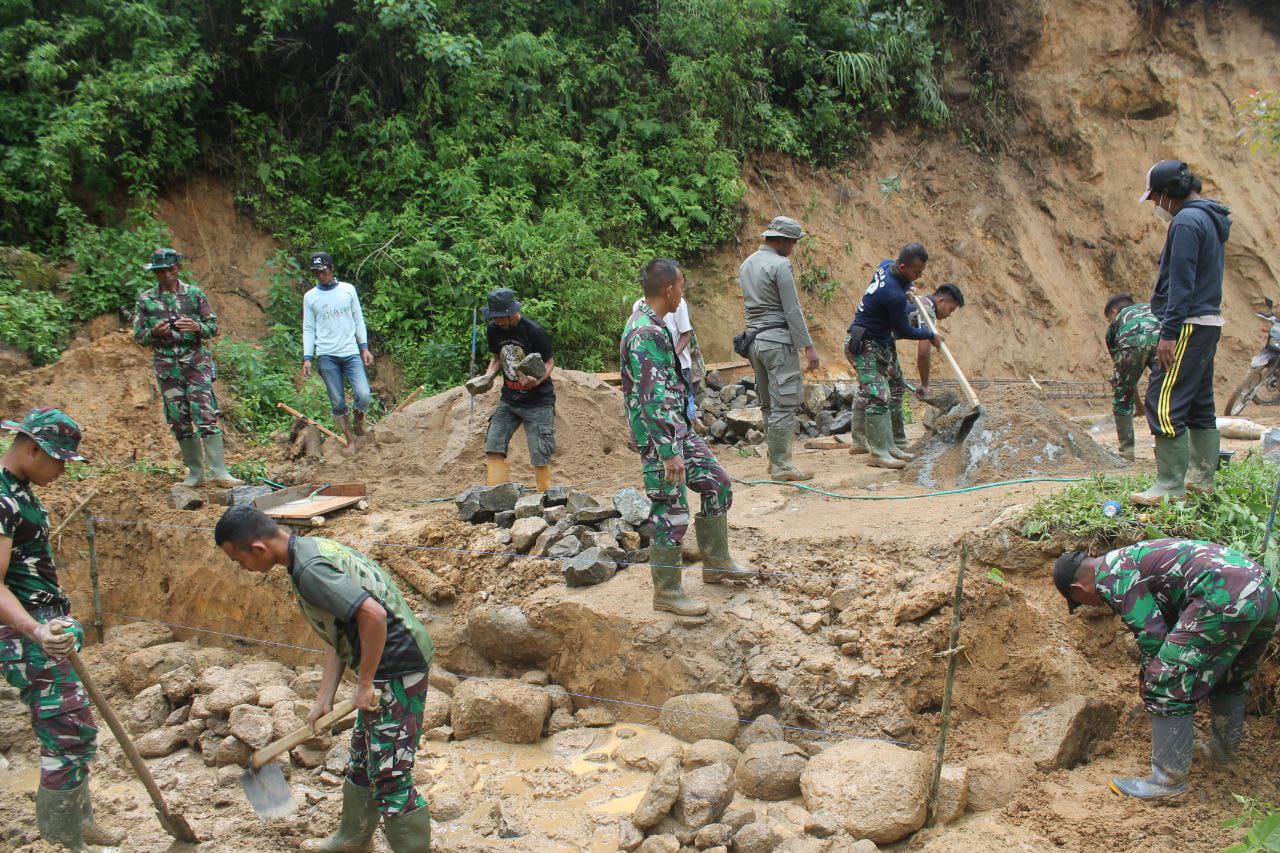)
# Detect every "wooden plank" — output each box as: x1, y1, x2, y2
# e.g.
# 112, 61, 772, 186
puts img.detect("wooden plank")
254, 483, 367, 512
264, 495, 364, 520
597, 359, 751, 385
